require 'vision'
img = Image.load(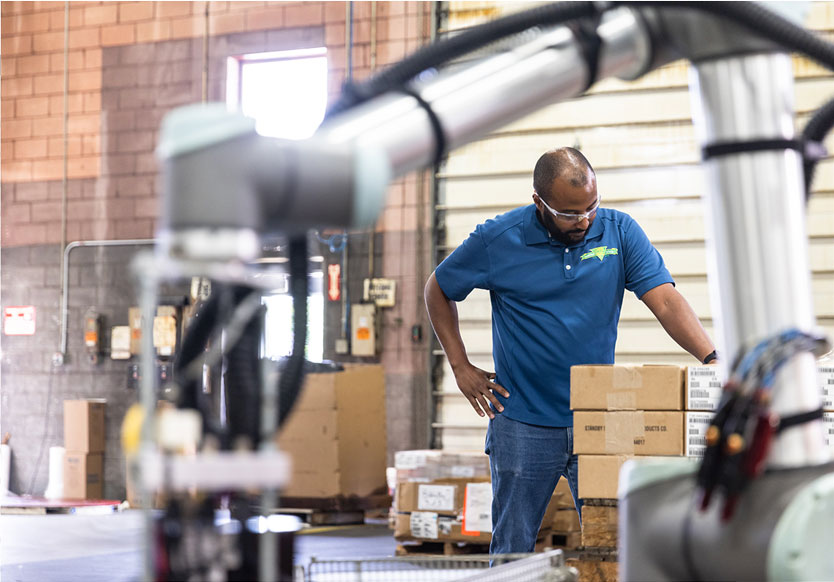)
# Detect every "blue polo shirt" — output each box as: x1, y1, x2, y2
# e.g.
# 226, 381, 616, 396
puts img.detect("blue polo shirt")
435, 205, 674, 427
